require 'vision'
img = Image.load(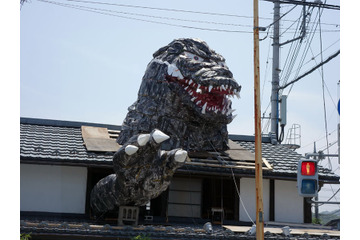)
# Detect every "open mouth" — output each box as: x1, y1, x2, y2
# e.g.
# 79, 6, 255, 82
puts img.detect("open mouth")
165, 74, 240, 115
